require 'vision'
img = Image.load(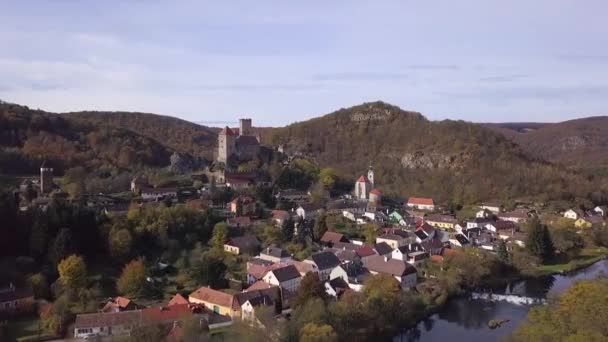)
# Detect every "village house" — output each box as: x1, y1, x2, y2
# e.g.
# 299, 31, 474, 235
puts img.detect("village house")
227, 216, 252, 229
388, 210, 409, 226
262, 264, 302, 294
564, 209, 584, 220
480, 202, 502, 214
304, 251, 341, 281
168, 293, 189, 306
229, 195, 256, 216
189, 287, 239, 317
355, 245, 377, 265
225, 175, 254, 190
594, 206, 607, 217
498, 209, 530, 223
407, 197, 435, 211
320, 231, 349, 247
241, 295, 276, 326
100, 296, 140, 313
486, 220, 519, 233
373, 242, 394, 258
223, 235, 261, 256
296, 203, 324, 220
449, 233, 471, 248
0, 285, 34, 315
375, 230, 413, 249
365, 255, 418, 289
329, 263, 369, 292
476, 209, 492, 218
467, 217, 494, 229
275, 189, 310, 204
425, 214, 458, 230
258, 246, 292, 263
271, 210, 291, 226
140, 187, 178, 201
414, 222, 437, 242
246, 259, 274, 285
391, 243, 429, 267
